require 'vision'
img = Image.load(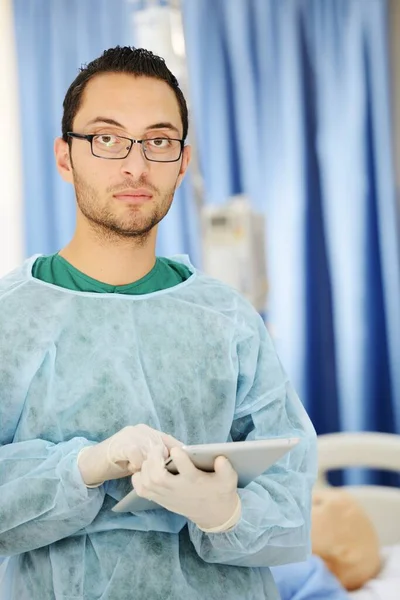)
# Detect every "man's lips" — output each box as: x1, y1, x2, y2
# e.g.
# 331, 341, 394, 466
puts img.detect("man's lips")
113, 189, 153, 203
